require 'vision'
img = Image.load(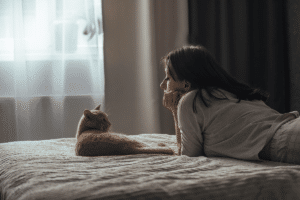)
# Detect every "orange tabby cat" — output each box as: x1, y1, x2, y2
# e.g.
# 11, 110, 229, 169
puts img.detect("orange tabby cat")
75, 105, 175, 156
